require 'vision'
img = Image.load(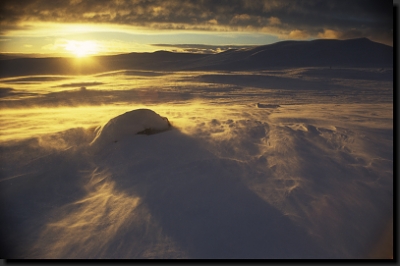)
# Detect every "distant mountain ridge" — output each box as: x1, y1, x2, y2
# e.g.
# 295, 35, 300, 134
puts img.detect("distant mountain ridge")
0, 38, 392, 77
185, 38, 392, 70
